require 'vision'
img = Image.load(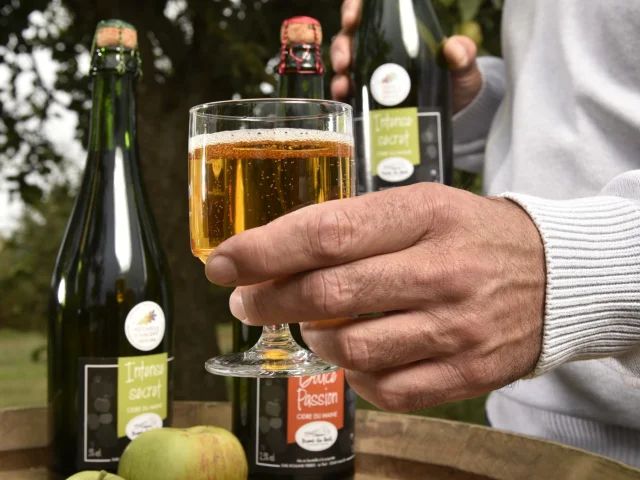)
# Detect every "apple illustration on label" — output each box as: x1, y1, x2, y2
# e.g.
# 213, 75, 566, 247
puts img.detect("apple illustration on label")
118, 426, 248, 480
66, 471, 125, 480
